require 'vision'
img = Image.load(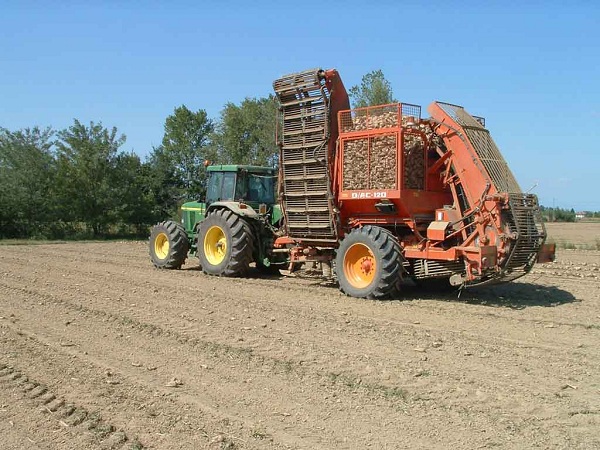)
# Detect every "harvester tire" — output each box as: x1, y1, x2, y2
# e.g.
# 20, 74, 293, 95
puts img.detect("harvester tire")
149, 220, 189, 269
198, 209, 254, 277
335, 226, 402, 299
